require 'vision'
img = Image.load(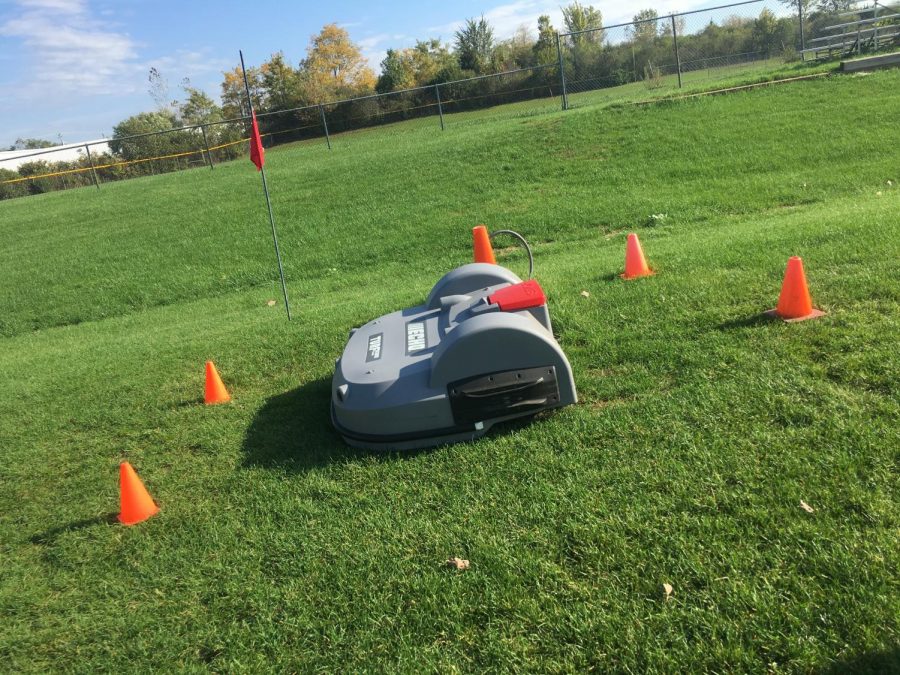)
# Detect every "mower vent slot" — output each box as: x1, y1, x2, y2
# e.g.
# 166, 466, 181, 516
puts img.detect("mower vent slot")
448, 366, 559, 426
